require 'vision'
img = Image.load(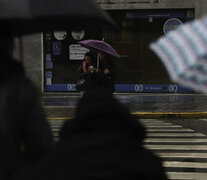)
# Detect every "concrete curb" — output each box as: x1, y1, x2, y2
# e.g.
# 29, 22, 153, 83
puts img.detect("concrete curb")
131, 112, 207, 119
